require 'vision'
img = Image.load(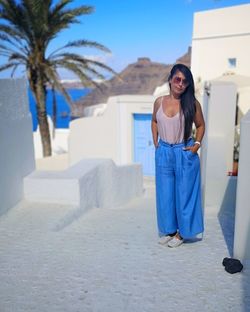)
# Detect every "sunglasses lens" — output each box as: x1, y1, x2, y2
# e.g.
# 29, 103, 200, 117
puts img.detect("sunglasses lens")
173, 76, 188, 86
183, 79, 188, 86
174, 77, 182, 84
